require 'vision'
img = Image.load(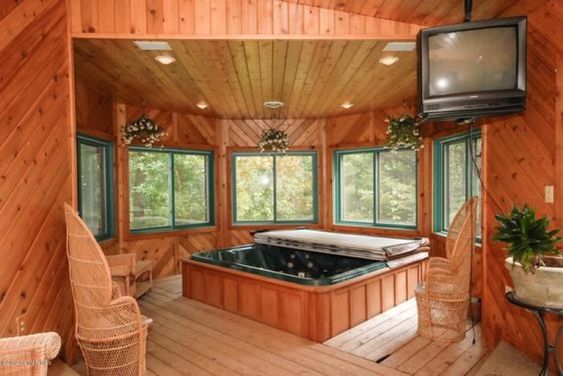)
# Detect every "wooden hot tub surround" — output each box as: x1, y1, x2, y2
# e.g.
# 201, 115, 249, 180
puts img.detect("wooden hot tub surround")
182, 257, 427, 342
